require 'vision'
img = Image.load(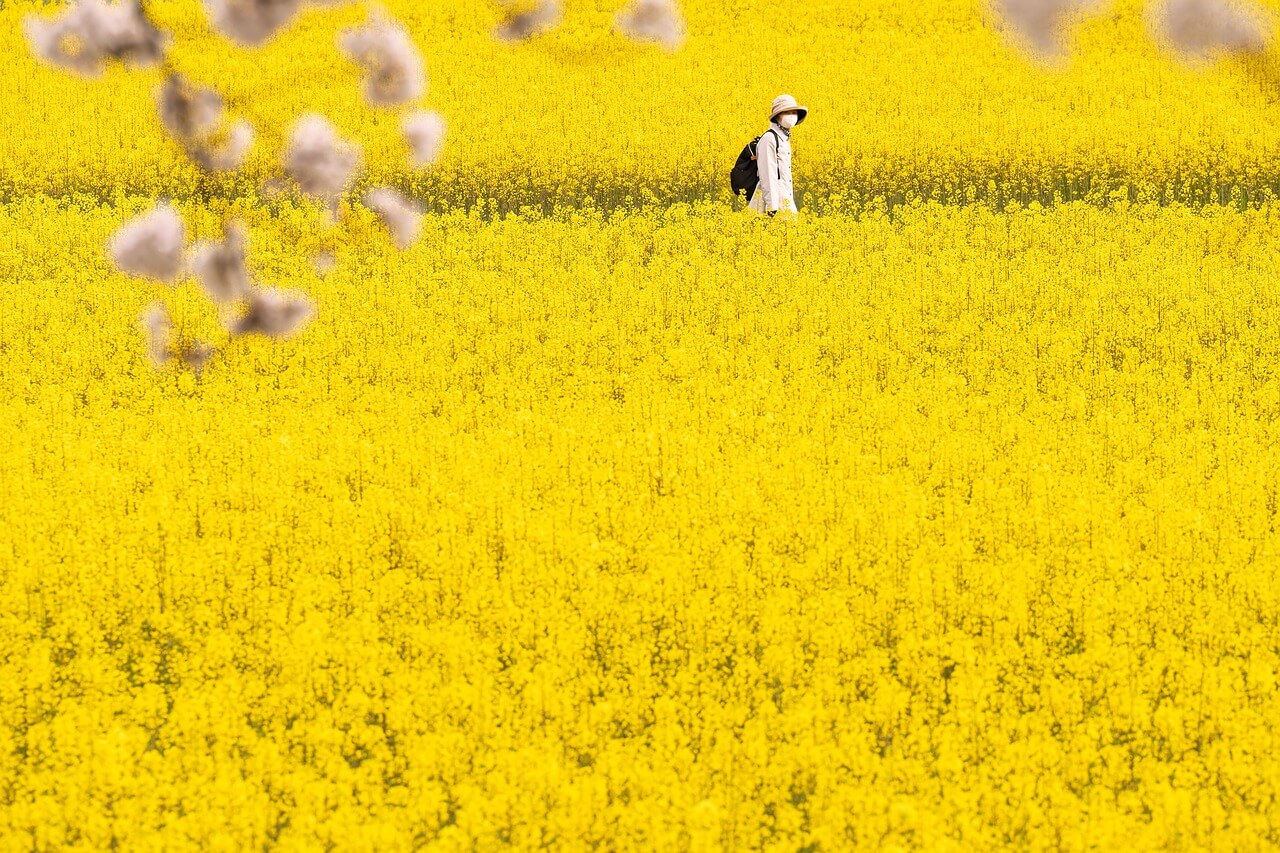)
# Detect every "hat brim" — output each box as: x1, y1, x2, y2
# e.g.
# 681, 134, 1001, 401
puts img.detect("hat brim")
771, 105, 809, 124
